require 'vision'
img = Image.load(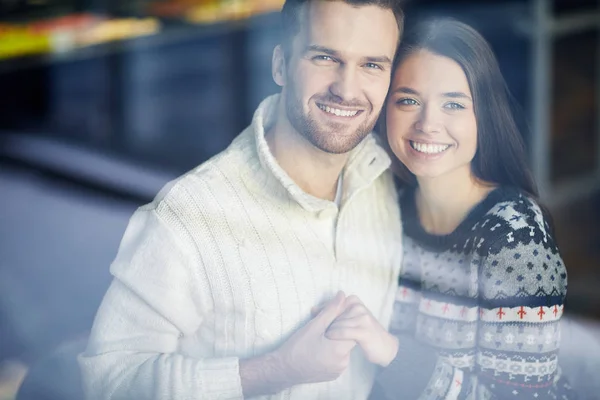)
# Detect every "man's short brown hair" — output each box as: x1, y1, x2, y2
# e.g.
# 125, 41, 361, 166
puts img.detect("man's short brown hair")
280, 0, 405, 60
